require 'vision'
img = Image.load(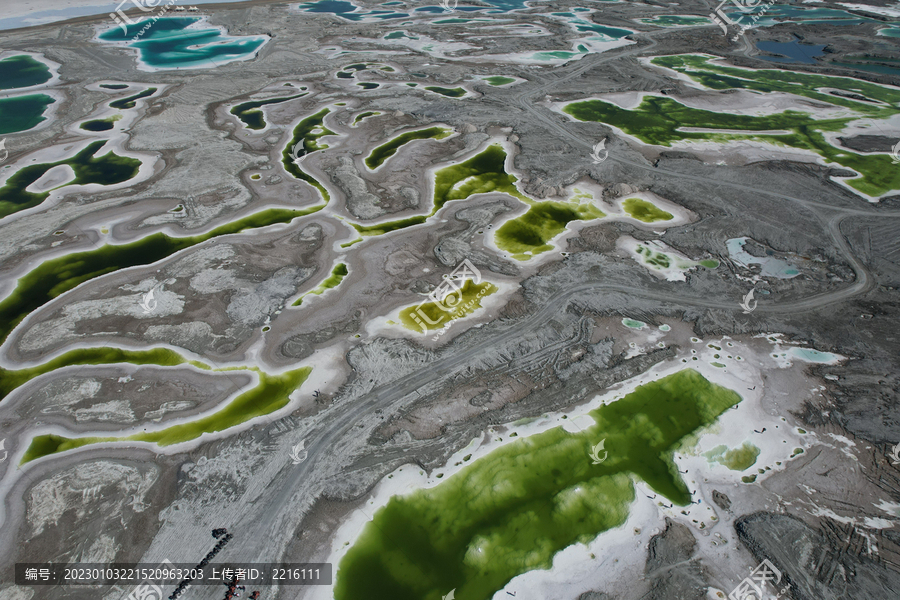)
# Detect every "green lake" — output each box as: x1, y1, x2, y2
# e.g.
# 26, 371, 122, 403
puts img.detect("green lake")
0, 140, 140, 219
0, 207, 322, 347
365, 126, 452, 169
334, 369, 741, 600
0, 94, 56, 135
0, 55, 52, 90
